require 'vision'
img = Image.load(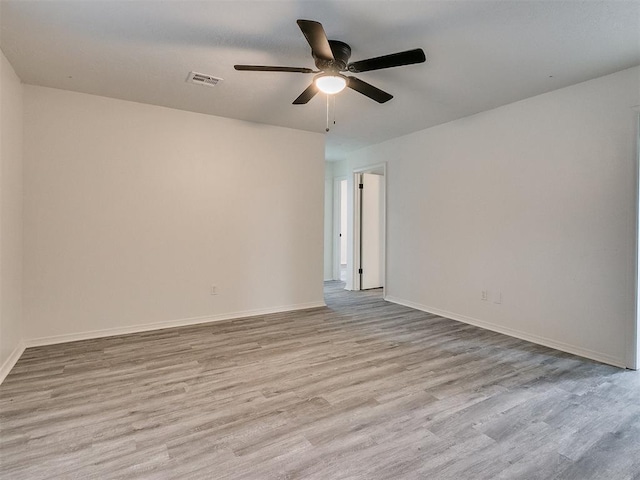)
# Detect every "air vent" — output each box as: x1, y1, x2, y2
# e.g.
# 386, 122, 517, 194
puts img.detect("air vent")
186, 71, 222, 87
